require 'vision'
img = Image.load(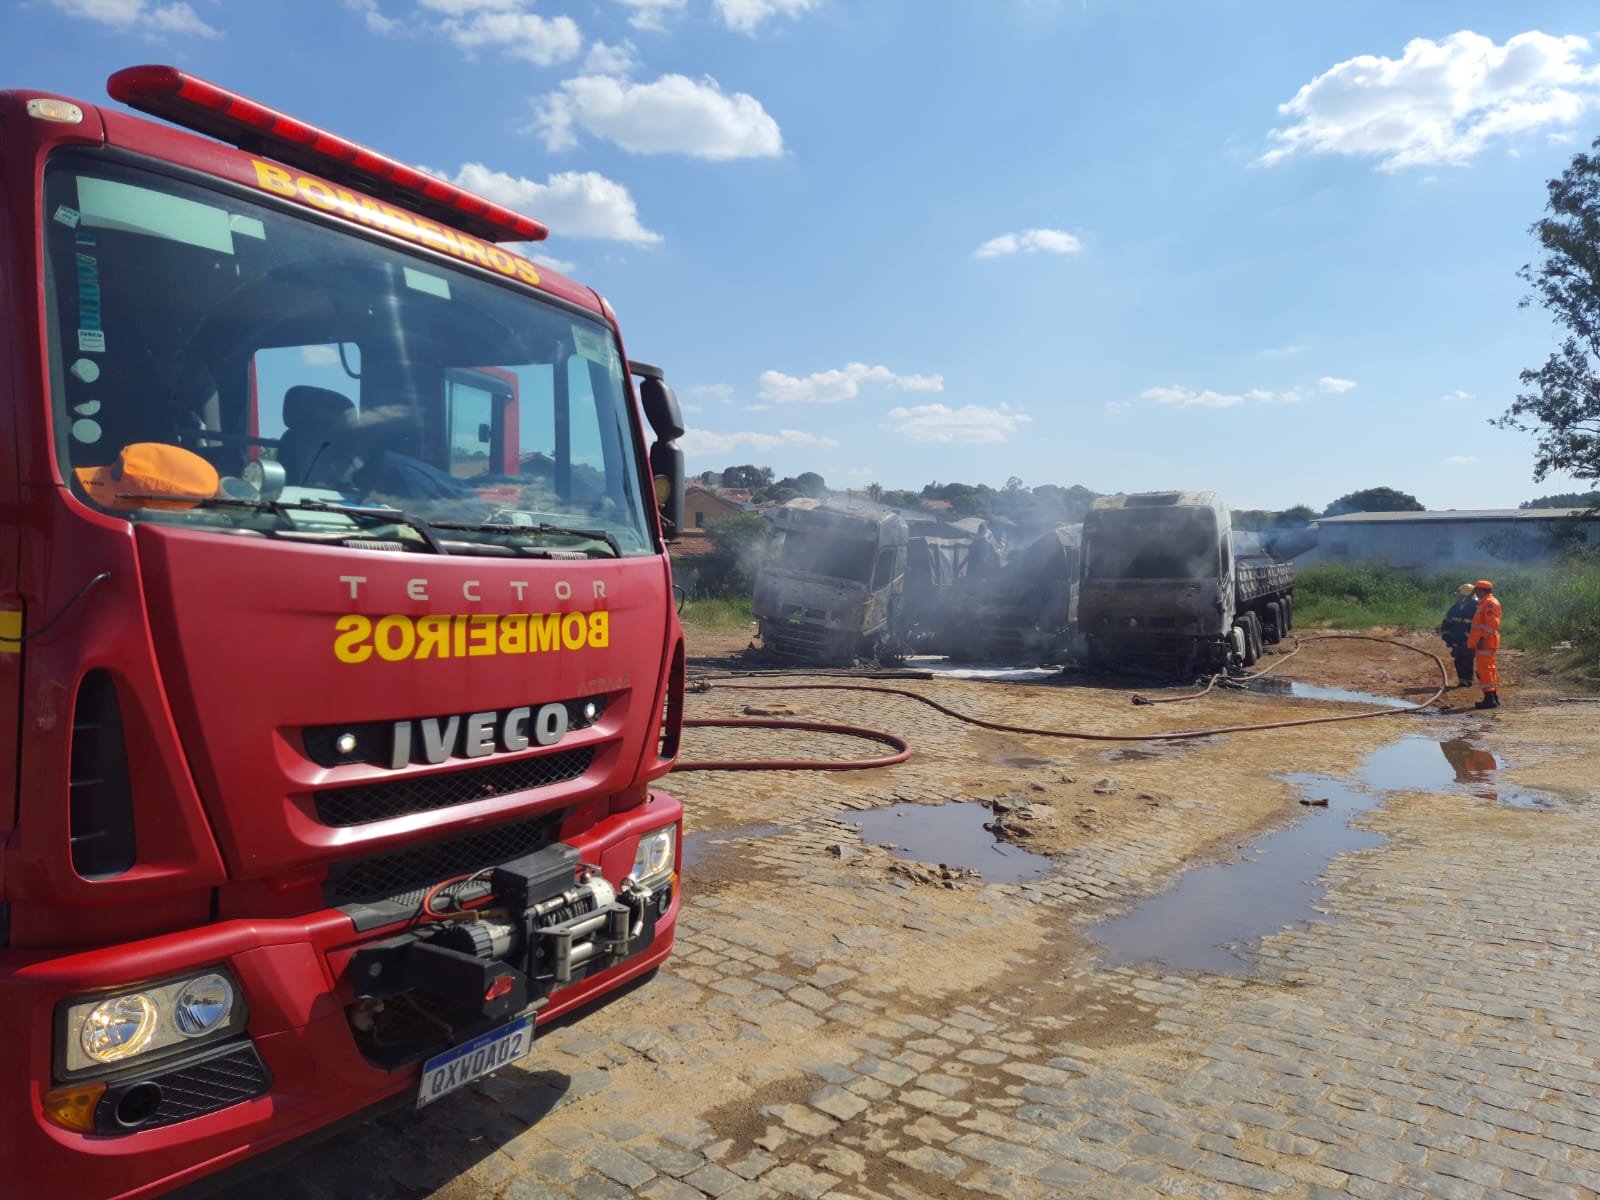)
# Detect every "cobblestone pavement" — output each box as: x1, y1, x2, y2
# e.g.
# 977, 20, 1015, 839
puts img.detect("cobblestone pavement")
249, 684, 1600, 1200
